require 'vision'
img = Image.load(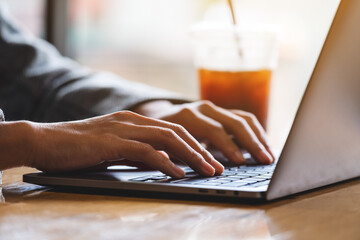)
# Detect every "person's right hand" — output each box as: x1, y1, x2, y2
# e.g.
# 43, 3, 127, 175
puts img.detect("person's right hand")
25, 111, 224, 178
135, 100, 274, 165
